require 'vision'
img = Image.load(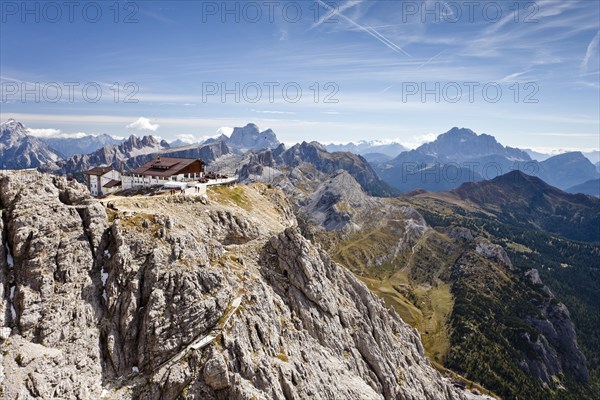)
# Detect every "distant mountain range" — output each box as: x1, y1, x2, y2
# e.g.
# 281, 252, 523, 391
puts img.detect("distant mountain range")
42, 134, 123, 157
1, 120, 278, 174
370, 127, 599, 193
325, 140, 407, 158
41, 134, 171, 176
566, 179, 600, 198
2, 119, 598, 198
451, 170, 600, 242
323, 136, 598, 165
170, 123, 280, 153
0, 119, 62, 169
525, 148, 600, 164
